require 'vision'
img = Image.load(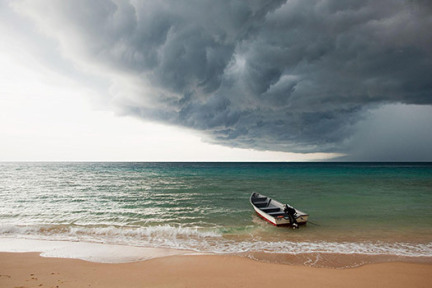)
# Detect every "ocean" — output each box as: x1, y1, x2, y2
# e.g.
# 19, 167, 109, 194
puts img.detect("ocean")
1, 162, 431, 267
